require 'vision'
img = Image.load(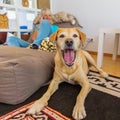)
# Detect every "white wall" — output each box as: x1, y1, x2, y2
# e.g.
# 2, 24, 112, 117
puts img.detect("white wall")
51, 0, 120, 54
